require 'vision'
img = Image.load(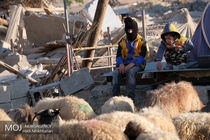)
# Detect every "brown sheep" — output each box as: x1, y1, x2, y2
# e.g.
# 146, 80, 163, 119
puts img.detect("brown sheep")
7, 104, 34, 124
0, 108, 12, 121
125, 118, 180, 140
145, 81, 204, 118
0, 109, 23, 140
173, 112, 210, 140
138, 106, 177, 134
